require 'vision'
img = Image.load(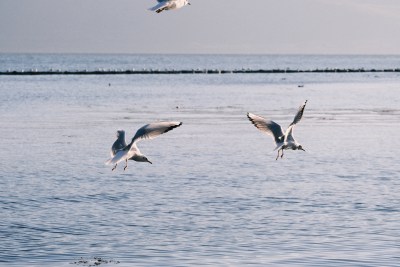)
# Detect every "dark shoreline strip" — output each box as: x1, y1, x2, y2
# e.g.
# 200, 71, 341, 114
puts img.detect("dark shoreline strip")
1, 68, 400, 75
